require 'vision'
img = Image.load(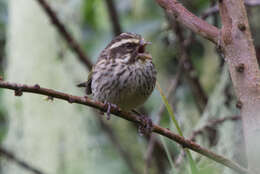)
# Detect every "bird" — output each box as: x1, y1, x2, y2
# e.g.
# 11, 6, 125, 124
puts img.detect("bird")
78, 32, 157, 123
